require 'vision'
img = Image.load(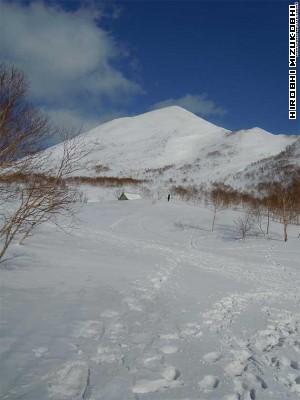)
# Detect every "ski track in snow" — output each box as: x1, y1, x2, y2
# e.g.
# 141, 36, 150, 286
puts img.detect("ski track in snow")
64, 228, 300, 398
2, 202, 300, 399
41, 212, 202, 398
39, 225, 187, 399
